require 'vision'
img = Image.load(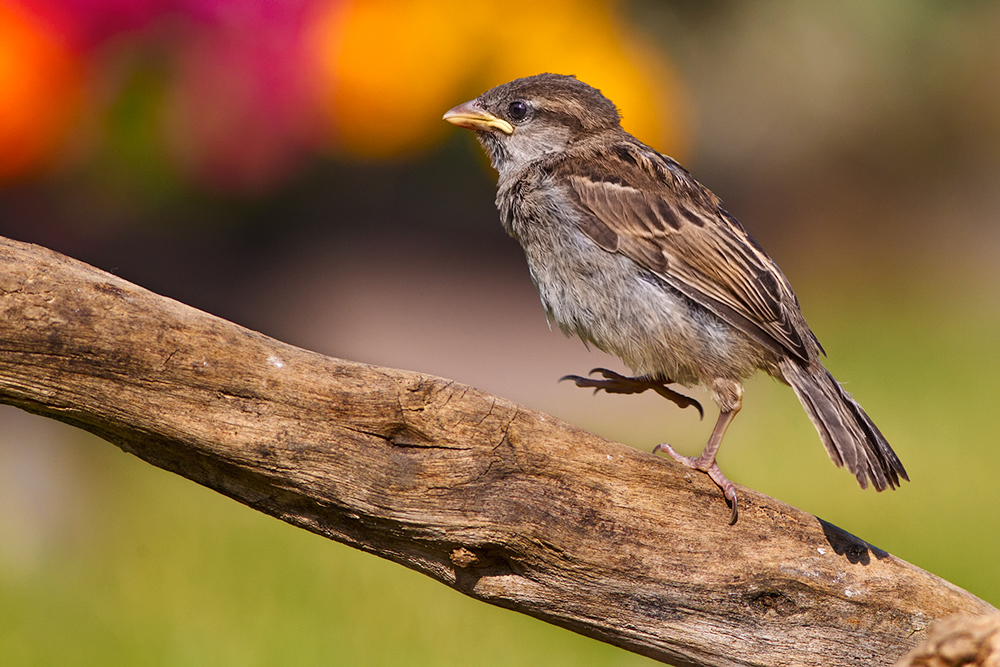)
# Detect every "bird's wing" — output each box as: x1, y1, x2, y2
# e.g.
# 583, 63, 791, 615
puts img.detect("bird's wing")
554, 141, 815, 362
